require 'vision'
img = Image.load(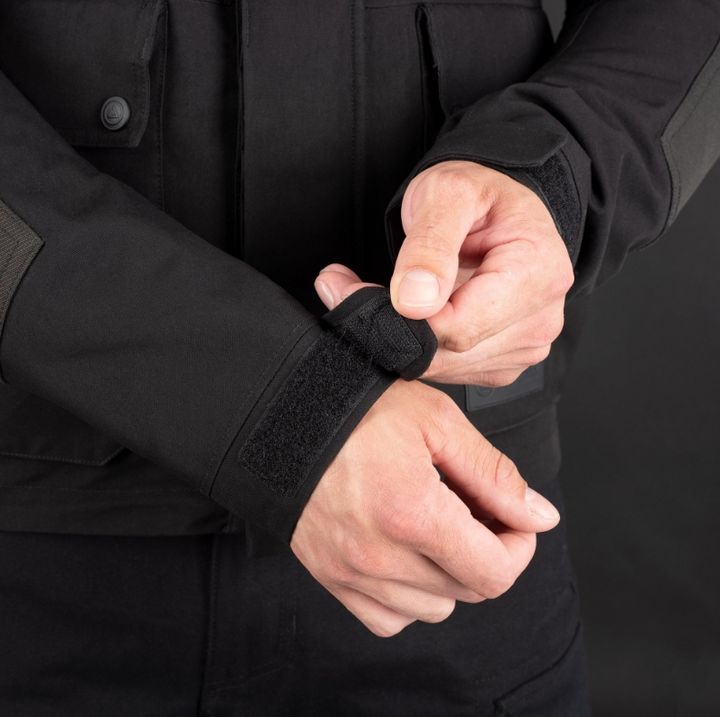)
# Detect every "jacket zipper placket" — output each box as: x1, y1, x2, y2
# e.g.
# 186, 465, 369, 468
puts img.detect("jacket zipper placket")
223, 0, 246, 533
232, 0, 245, 260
